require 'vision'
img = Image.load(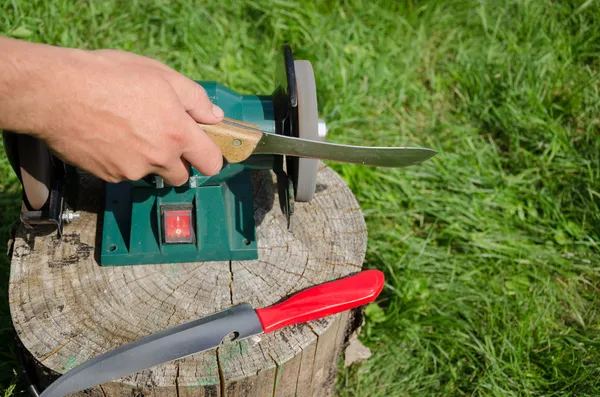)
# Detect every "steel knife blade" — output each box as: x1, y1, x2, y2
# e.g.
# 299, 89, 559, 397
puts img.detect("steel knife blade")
199, 118, 437, 167
39, 270, 384, 397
